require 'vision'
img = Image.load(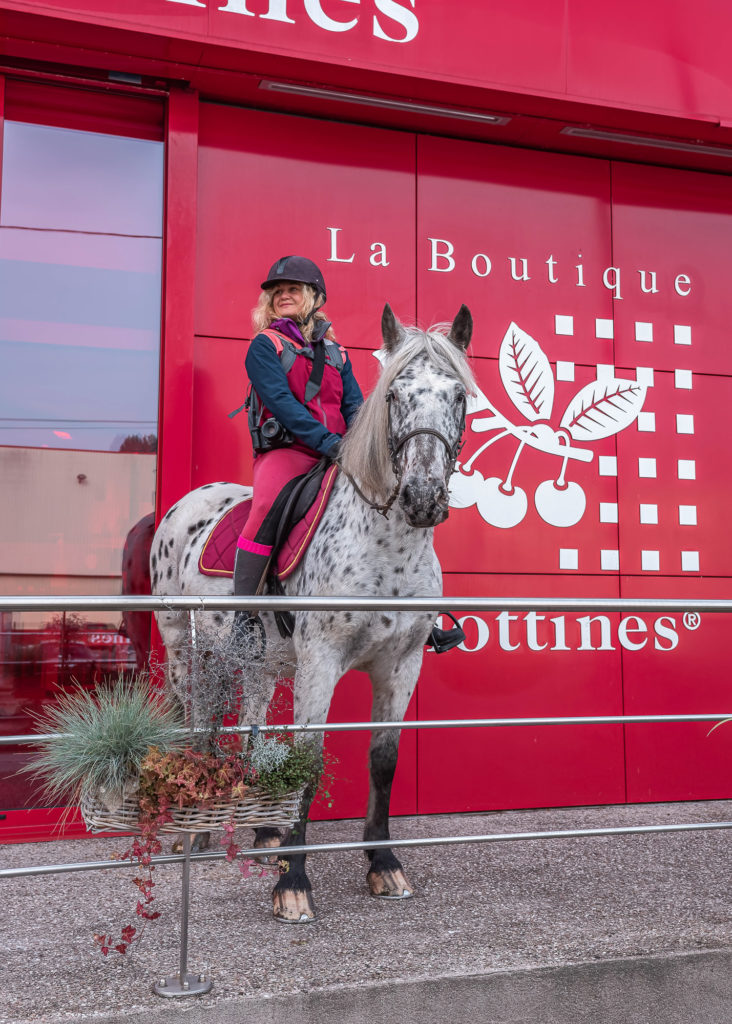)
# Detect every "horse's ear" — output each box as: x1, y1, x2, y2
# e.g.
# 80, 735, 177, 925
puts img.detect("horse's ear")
381, 303, 403, 353
448, 305, 473, 352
